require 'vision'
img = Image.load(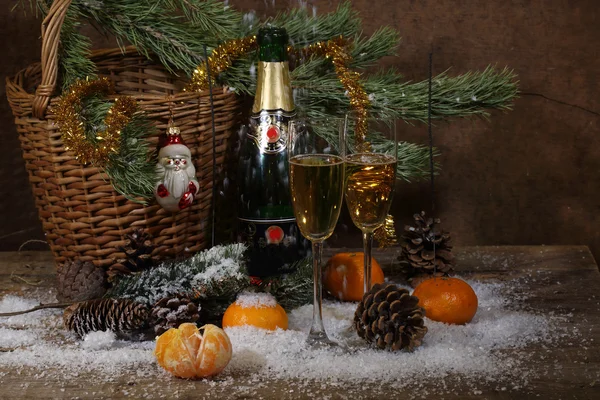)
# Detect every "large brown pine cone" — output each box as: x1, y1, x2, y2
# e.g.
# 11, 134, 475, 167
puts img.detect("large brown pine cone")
399, 211, 455, 279
354, 282, 427, 351
150, 295, 201, 335
108, 229, 159, 282
63, 298, 150, 340
57, 259, 107, 302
